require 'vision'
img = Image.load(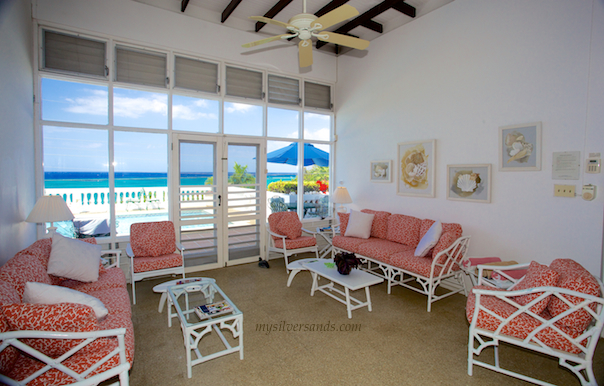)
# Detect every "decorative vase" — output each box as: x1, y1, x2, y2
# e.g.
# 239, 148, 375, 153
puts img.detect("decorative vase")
334, 252, 361, 275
